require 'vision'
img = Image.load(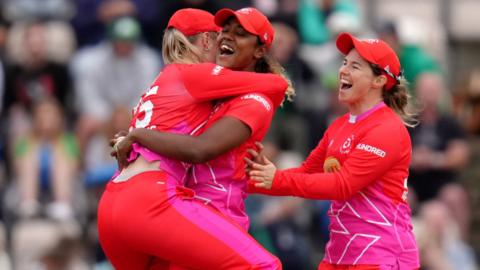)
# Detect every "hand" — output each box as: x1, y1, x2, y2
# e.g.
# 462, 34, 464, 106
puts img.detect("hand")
245, 142, 264, 173
109, 131, 128, 148
110, 131, 134, 170
244, 154, 276, 189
